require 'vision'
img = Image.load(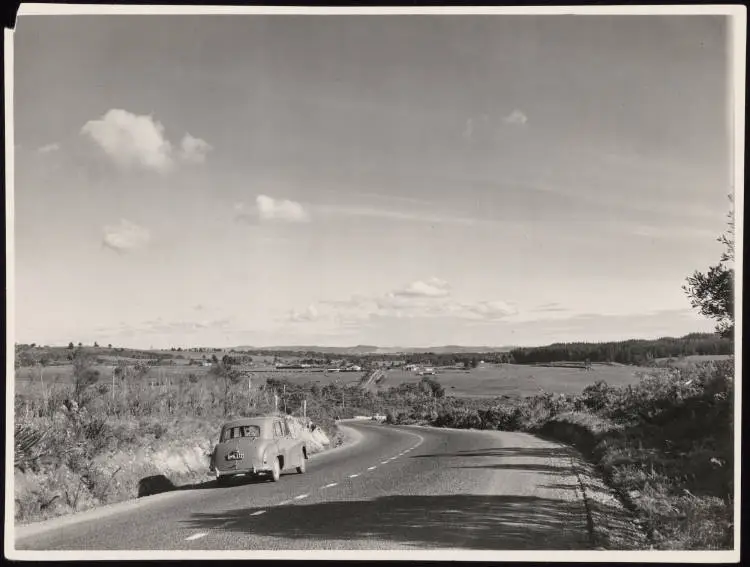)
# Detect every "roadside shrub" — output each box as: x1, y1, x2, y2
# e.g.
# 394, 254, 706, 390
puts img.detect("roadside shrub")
576, 380, 615, 412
